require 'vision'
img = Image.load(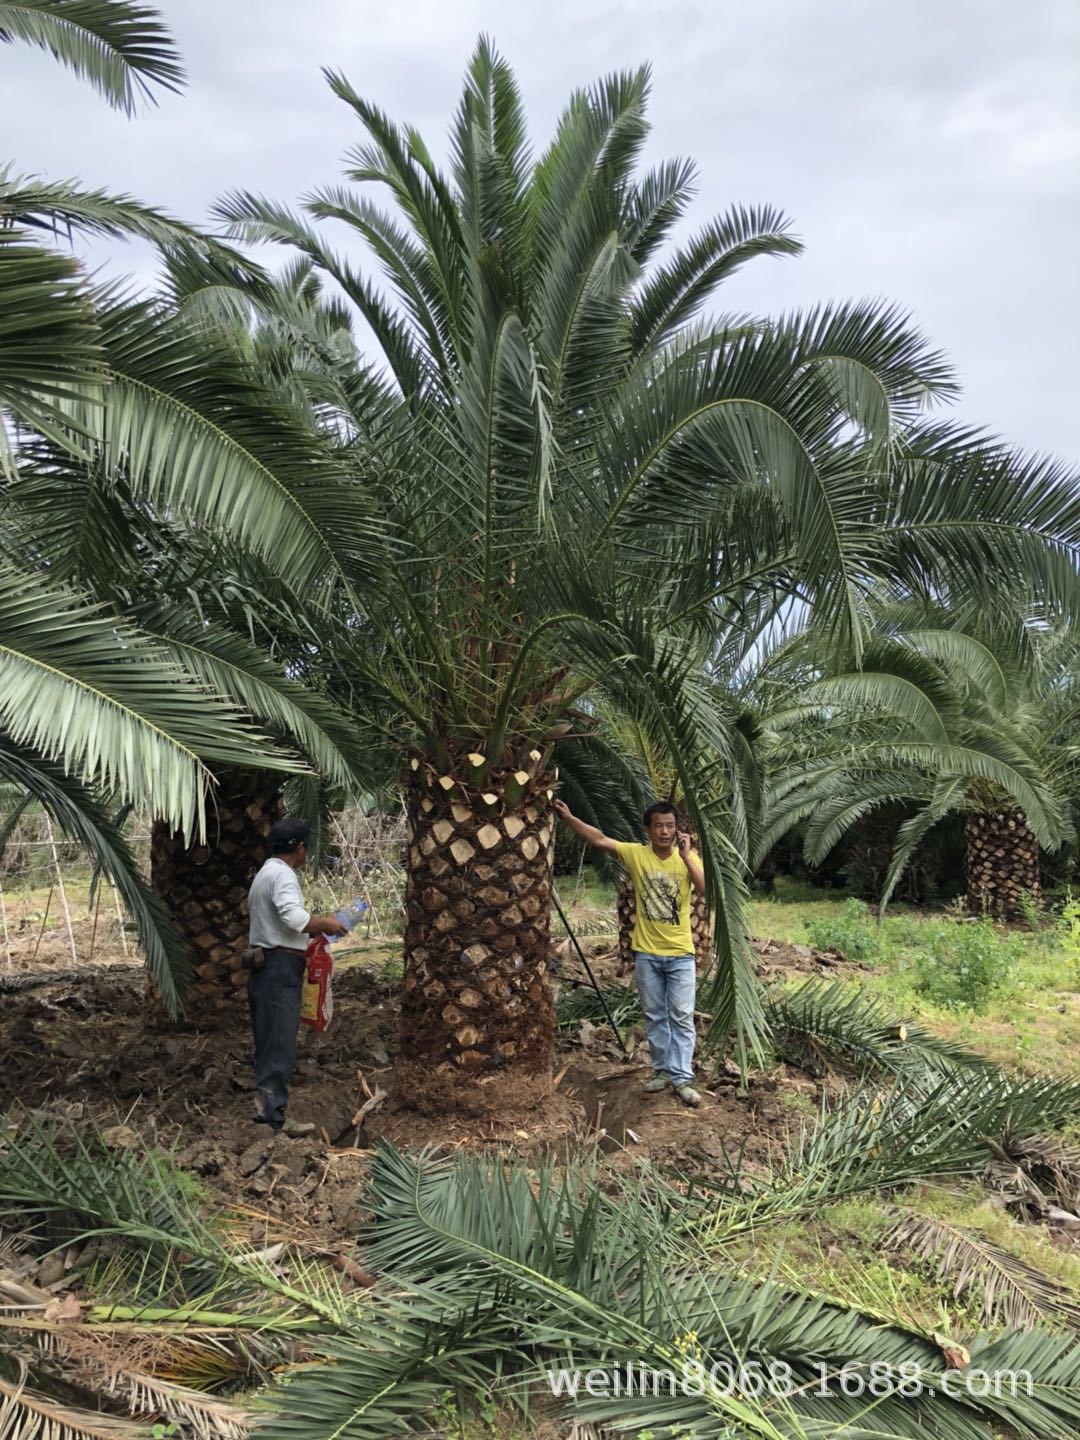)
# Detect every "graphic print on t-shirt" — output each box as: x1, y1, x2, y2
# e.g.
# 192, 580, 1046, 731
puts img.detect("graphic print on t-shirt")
639, 869, 681, 926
